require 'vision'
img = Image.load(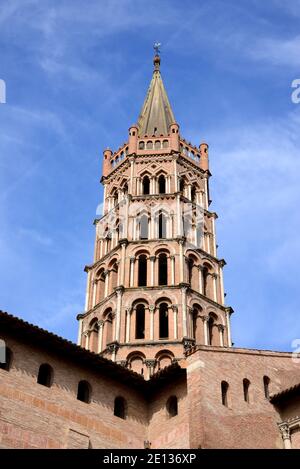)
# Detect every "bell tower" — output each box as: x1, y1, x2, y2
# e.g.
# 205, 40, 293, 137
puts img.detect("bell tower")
77, 51, 233, 378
